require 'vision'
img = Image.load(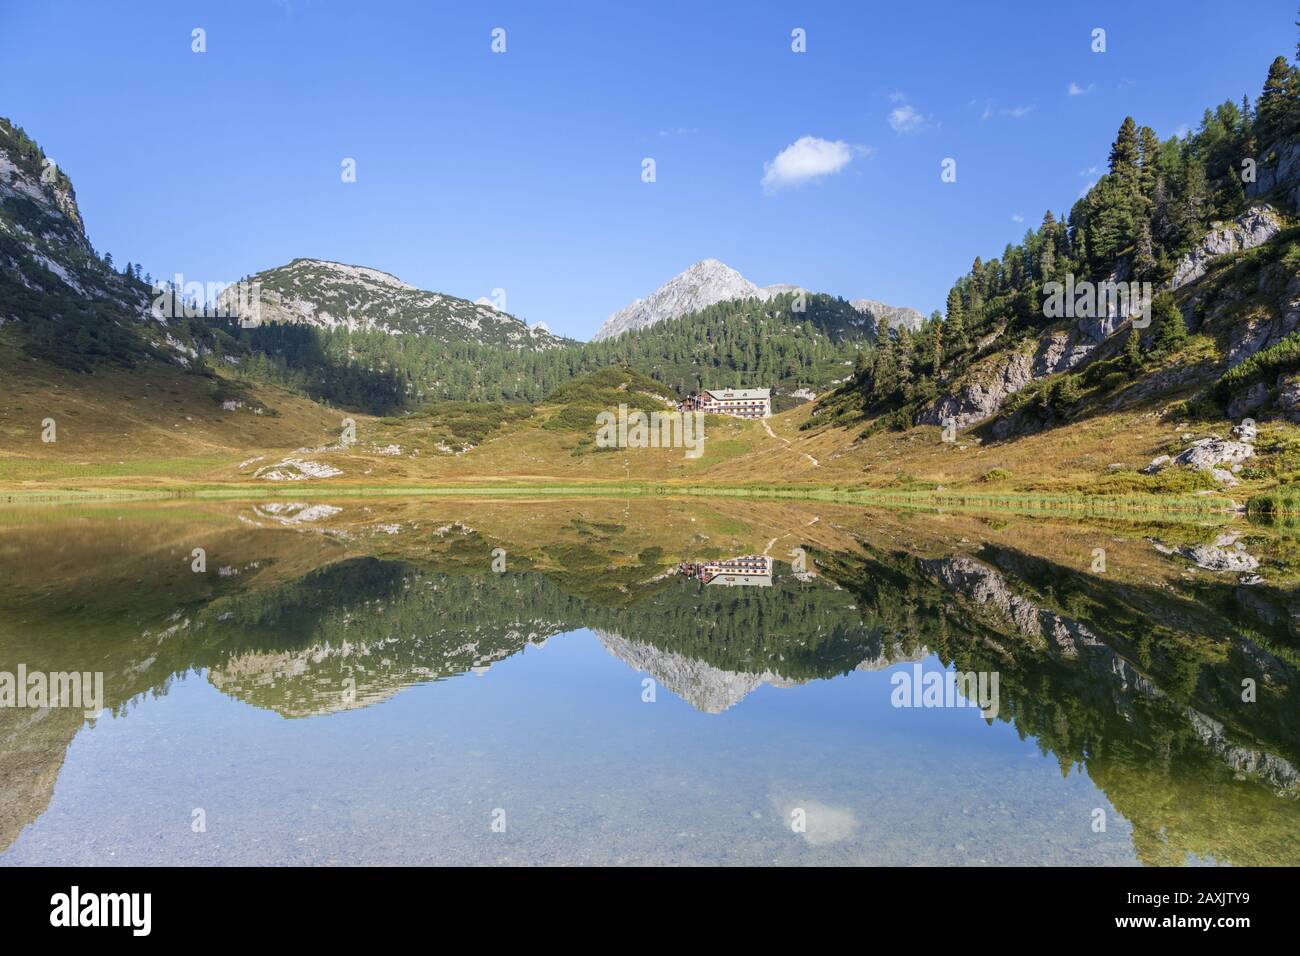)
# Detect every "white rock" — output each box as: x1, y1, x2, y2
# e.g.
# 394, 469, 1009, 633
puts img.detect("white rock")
1173, 438, 1254, 471
1171, 204, 1282, 289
